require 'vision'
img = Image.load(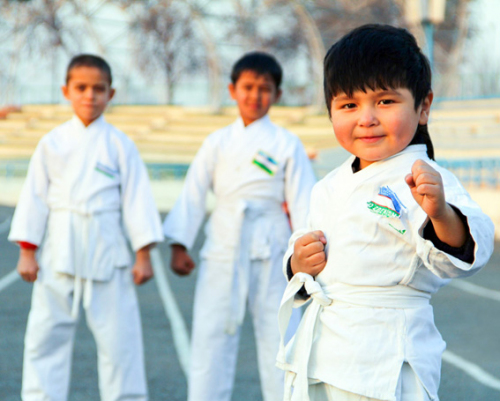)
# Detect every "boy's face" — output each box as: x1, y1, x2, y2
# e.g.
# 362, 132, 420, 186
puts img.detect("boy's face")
228, 71, 281, 127
330, 87, 432, 170
62, 66, 114, 127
